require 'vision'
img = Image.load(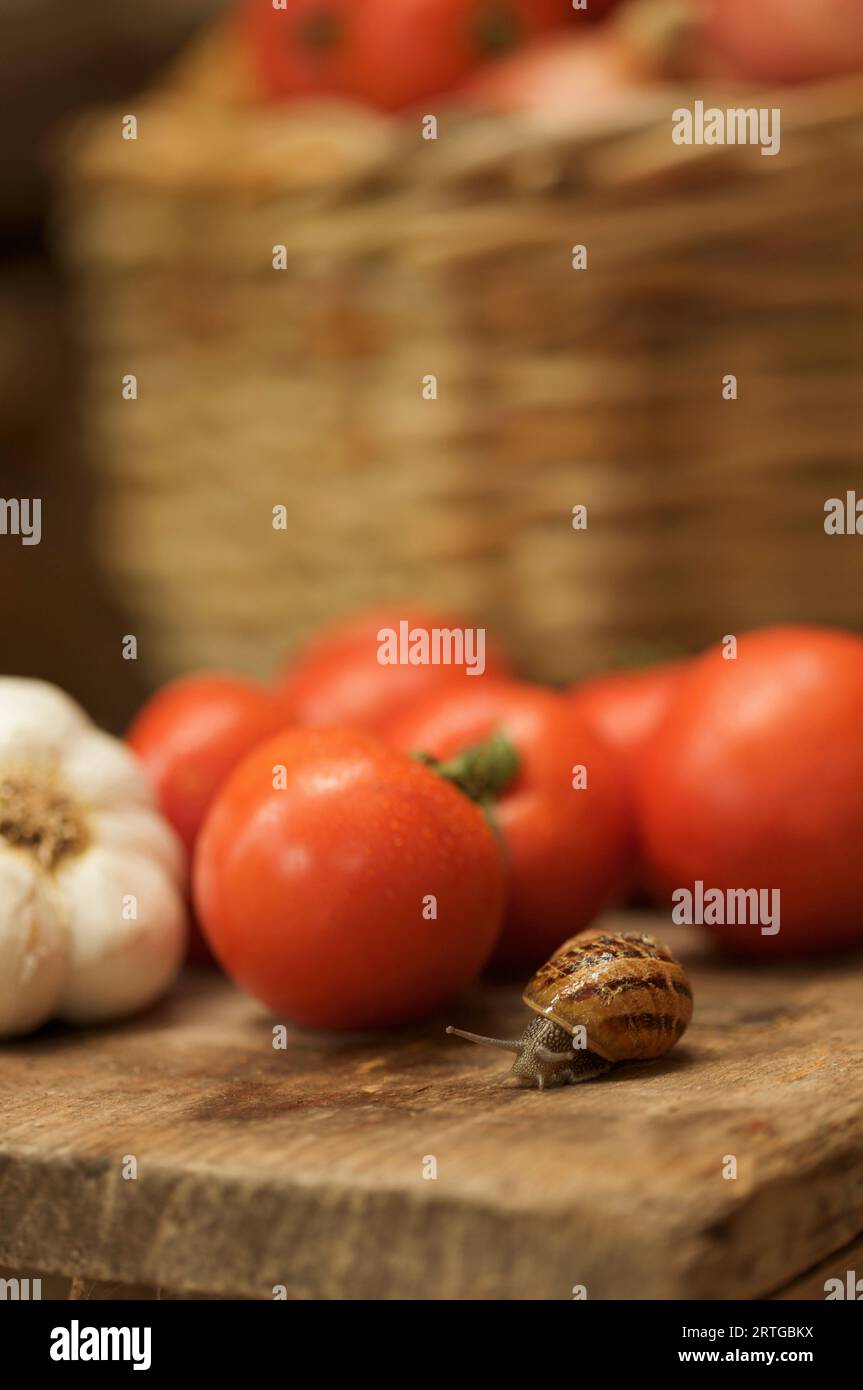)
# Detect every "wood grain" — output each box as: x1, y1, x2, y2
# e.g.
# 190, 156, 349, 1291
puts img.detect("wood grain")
774, 1234, 863, 1301
0, 916, 861, 1300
